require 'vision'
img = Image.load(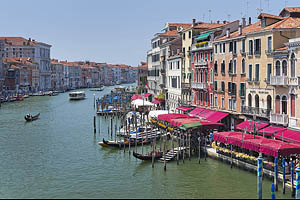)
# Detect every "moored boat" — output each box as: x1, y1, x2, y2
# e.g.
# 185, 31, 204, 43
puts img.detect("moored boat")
69, 91, 86, 100
24, 113, 40, 122
133, 151, 163, 161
